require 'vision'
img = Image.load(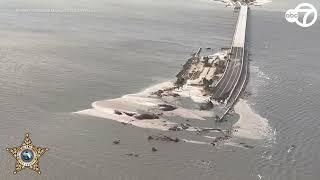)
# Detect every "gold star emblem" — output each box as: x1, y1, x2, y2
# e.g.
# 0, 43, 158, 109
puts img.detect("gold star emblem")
6, 133, 48, 174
